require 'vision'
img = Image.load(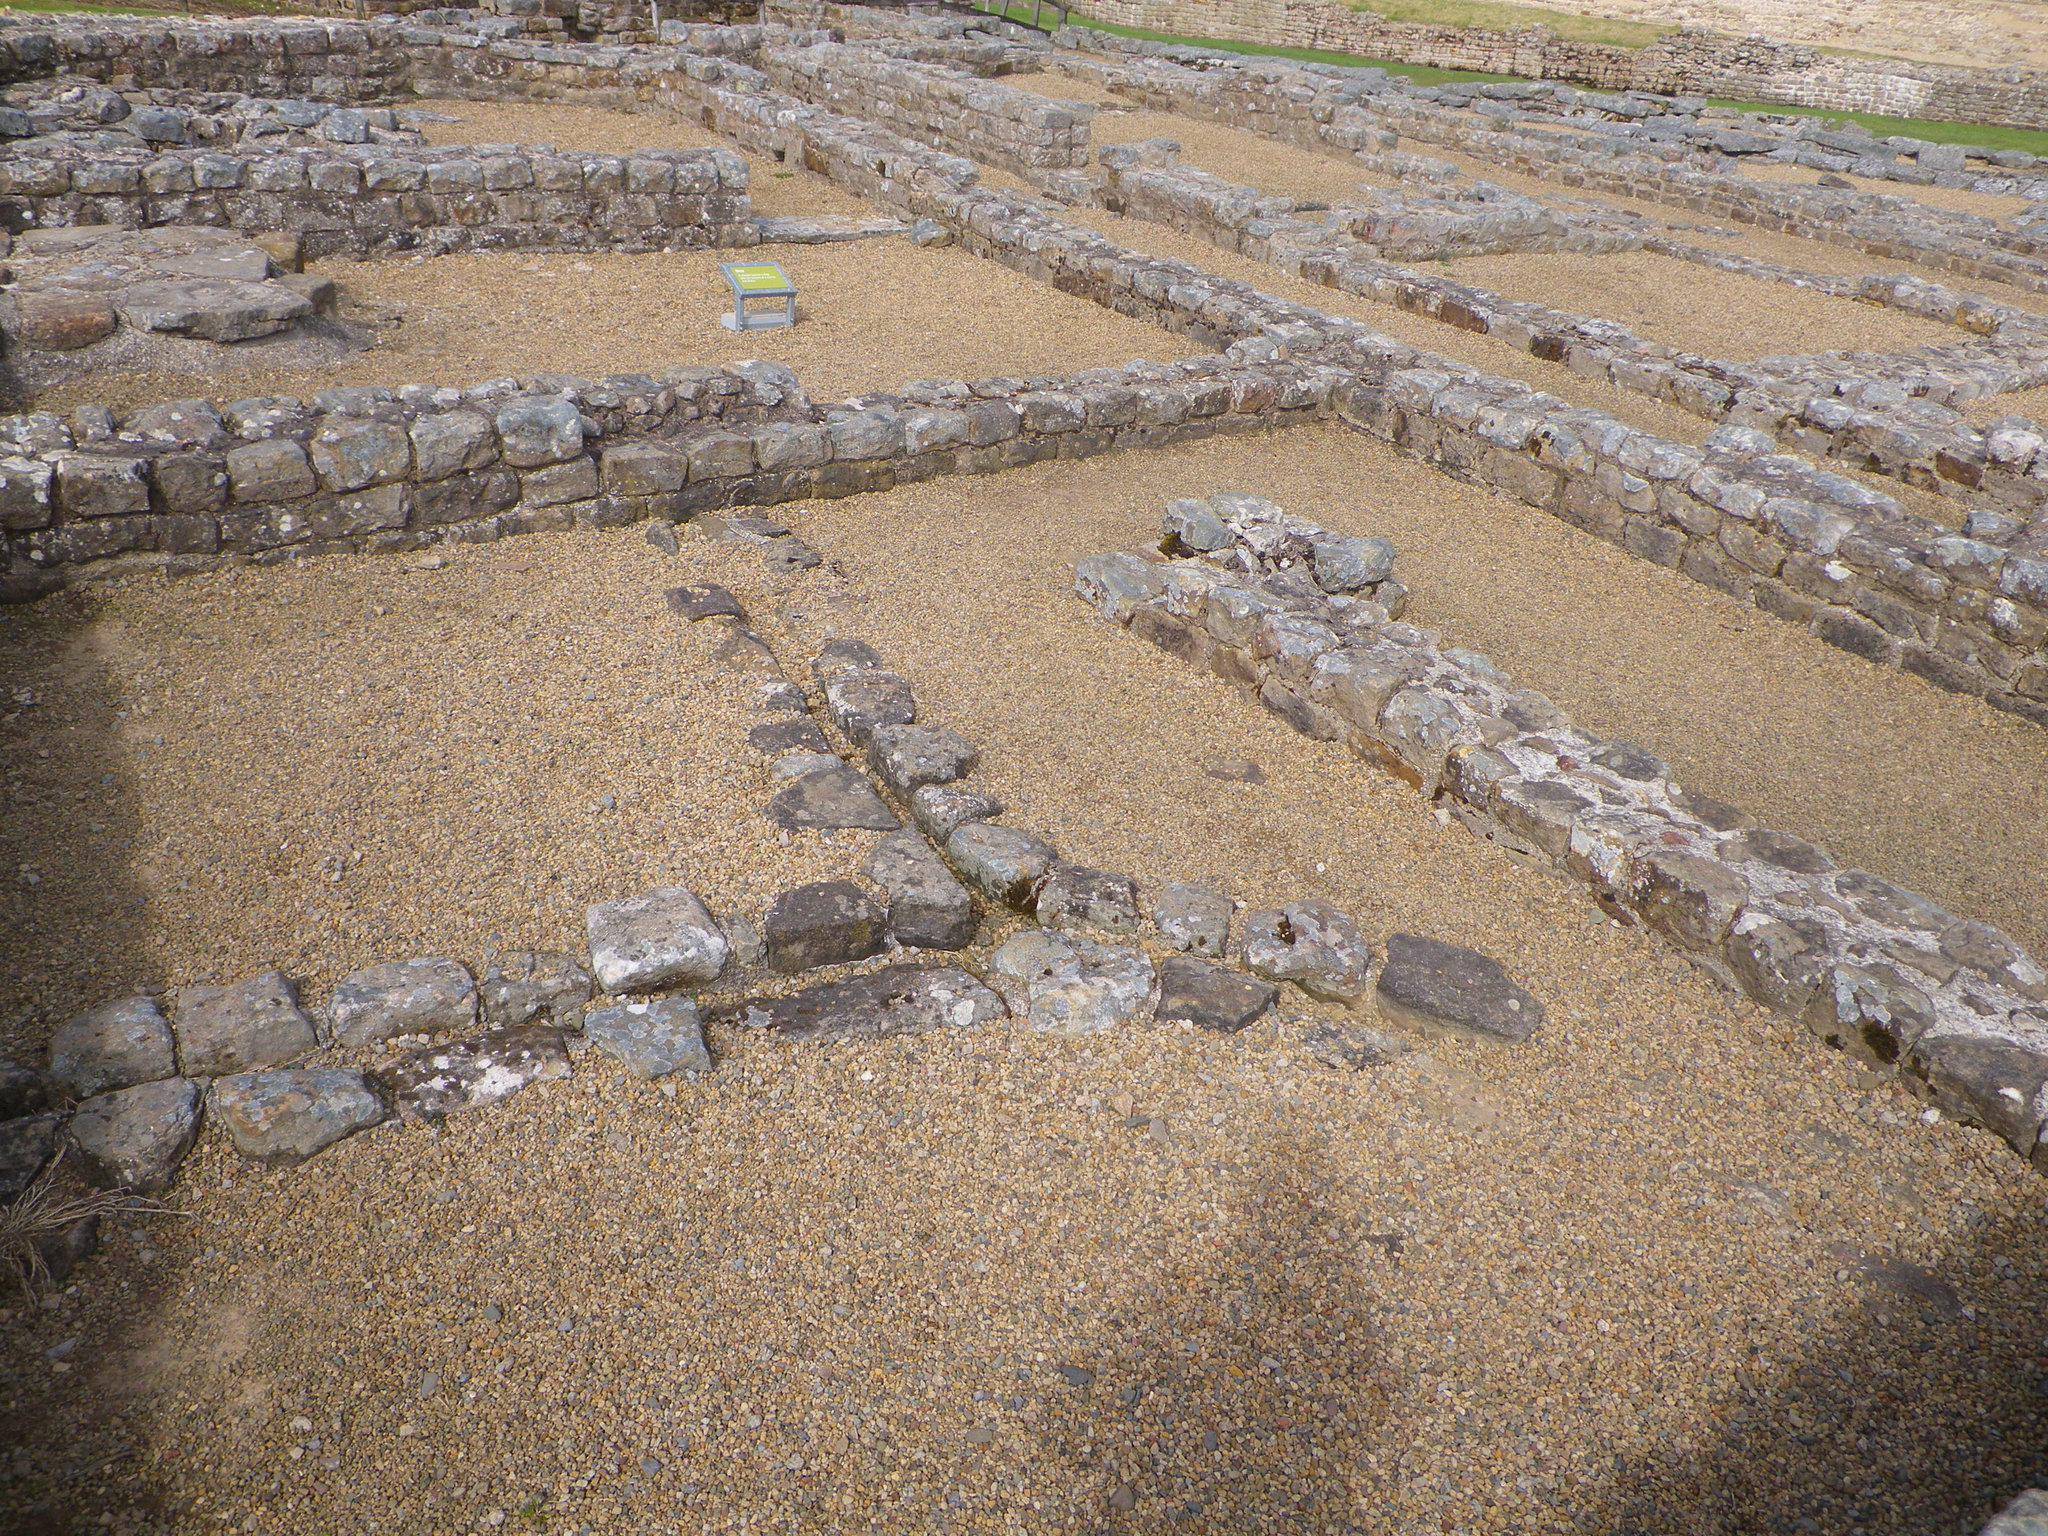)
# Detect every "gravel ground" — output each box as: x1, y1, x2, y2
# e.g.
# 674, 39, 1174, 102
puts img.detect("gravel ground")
2, 452, 2044, 1536
0, 536, 886, 1040
1443, 250, 1960, 362
1964, 383, 2048, 425
32, 240, 1203, 419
